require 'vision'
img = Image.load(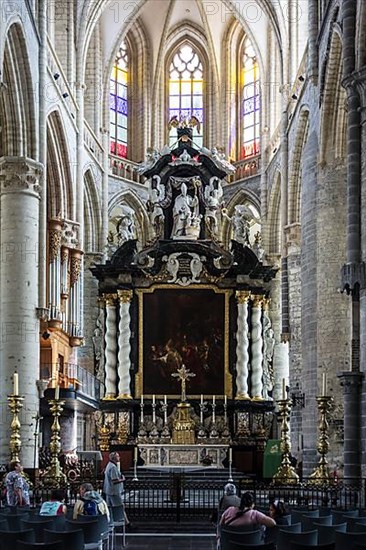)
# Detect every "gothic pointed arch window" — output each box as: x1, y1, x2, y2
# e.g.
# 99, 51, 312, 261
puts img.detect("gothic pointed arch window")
241, 36, 260, 159
110, 41, 128, 158
168, 44, 204, 147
